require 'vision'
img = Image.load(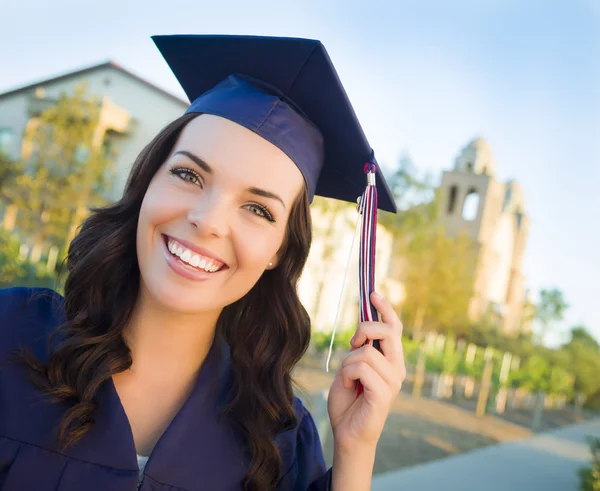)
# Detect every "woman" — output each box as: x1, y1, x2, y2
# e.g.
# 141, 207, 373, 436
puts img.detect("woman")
0, 35, 405, 490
